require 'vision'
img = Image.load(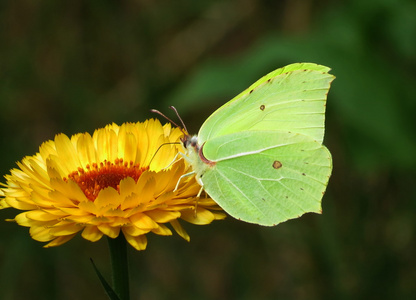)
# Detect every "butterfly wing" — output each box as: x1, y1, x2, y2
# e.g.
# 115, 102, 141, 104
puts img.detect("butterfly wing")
198, 63, 334, 145
200, 130, 332, 226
